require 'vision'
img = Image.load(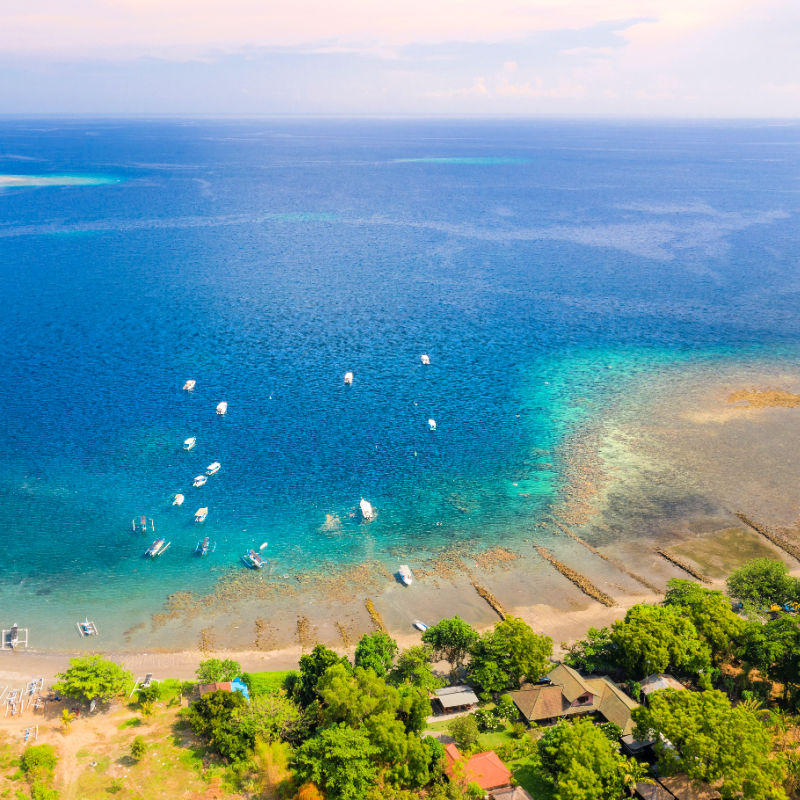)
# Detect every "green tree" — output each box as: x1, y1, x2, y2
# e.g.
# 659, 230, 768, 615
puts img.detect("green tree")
20, 745, 57, 783
422, 617, 479, 670
564, 626, 616, 675
354, 631, 398, 677
468, 616, 552, 695
184, 688, 252, 761
727, 558, 800, 608
293, 724, 379, 800
664, 579, 746, 663
634, 689, 786, 800
390, 644, 444, 691
196, 657, 241, 683
238, 691, 302, 744
294, 644, 351, 707
52, 655, 133, 706
129, 736, 147, 761
610, 603, 711, 677
448, 714, 480, 752
538, 718, 646, 800
740, 616, 800, 696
